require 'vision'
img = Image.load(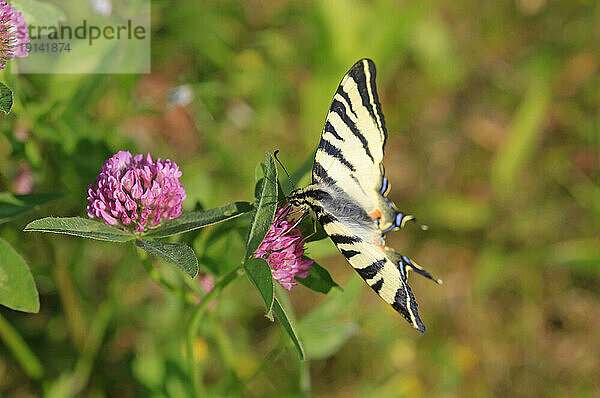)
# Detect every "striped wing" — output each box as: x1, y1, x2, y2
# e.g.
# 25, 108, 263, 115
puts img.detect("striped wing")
313, 58, 385, 200
312, 58, 409, 231
304, 59, 439, 331
313, 203, 426, 332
